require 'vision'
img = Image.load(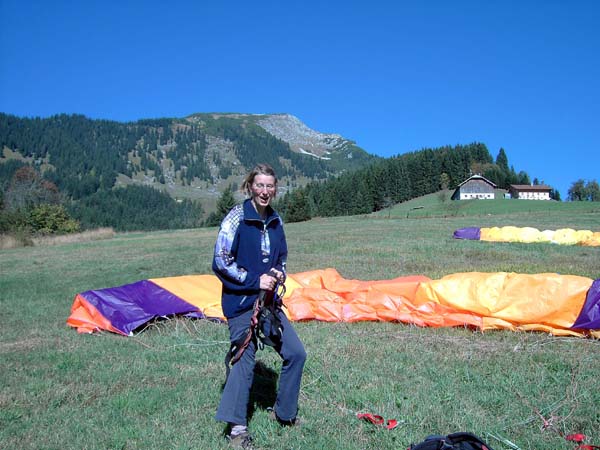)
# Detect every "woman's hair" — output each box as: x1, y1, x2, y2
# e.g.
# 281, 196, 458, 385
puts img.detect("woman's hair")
242, 163, 278, 196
